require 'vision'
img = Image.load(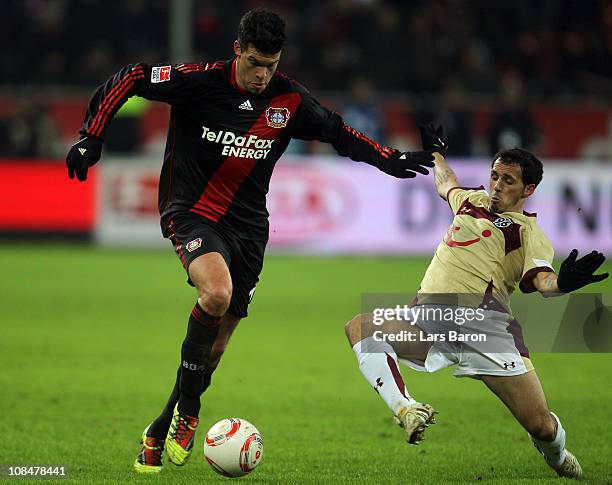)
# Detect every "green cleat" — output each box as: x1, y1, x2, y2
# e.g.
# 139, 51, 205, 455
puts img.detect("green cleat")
133, 425, 165, 474
166, 404, 199, 466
